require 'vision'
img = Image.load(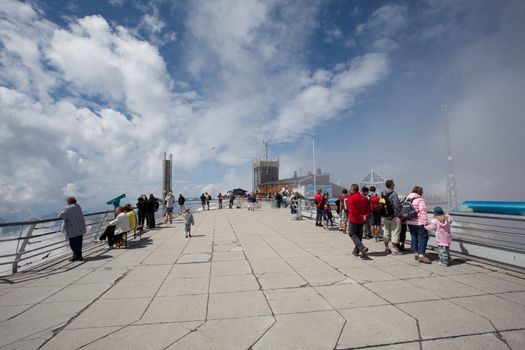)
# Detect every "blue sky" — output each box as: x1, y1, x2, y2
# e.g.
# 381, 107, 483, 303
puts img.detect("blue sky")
1, 0, 524, 219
